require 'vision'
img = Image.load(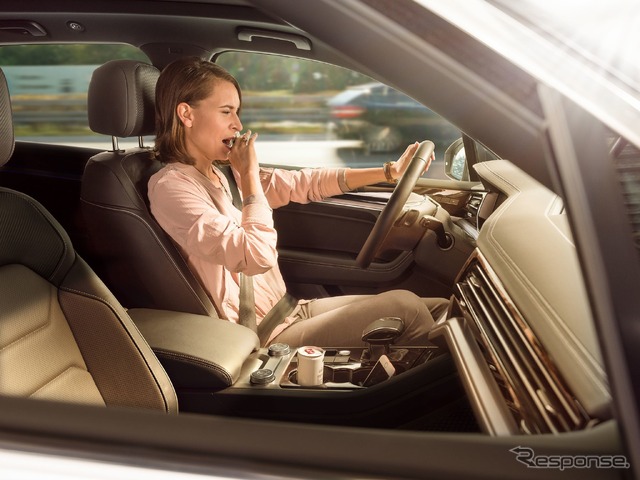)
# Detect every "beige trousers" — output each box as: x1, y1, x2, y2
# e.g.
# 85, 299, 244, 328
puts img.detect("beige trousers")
271, 289, 449, 348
